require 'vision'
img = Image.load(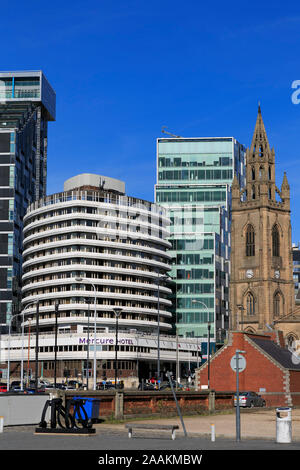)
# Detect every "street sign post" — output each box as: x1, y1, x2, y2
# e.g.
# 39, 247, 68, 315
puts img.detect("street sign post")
231, 350, 246, 442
